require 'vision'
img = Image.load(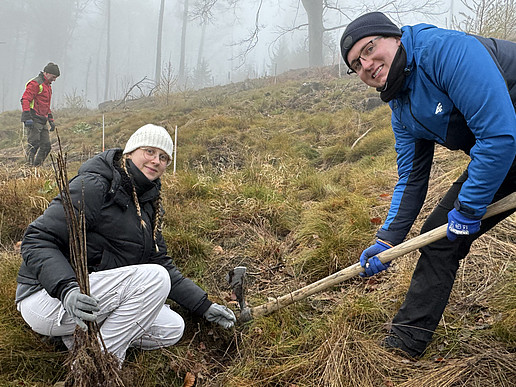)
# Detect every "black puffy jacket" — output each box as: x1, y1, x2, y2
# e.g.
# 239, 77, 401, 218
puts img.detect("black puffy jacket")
16, 149, 211, 316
